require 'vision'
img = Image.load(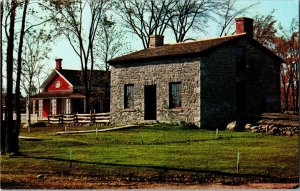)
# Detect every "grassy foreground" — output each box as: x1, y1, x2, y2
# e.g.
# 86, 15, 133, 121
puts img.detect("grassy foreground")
1, 123, 299, 188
